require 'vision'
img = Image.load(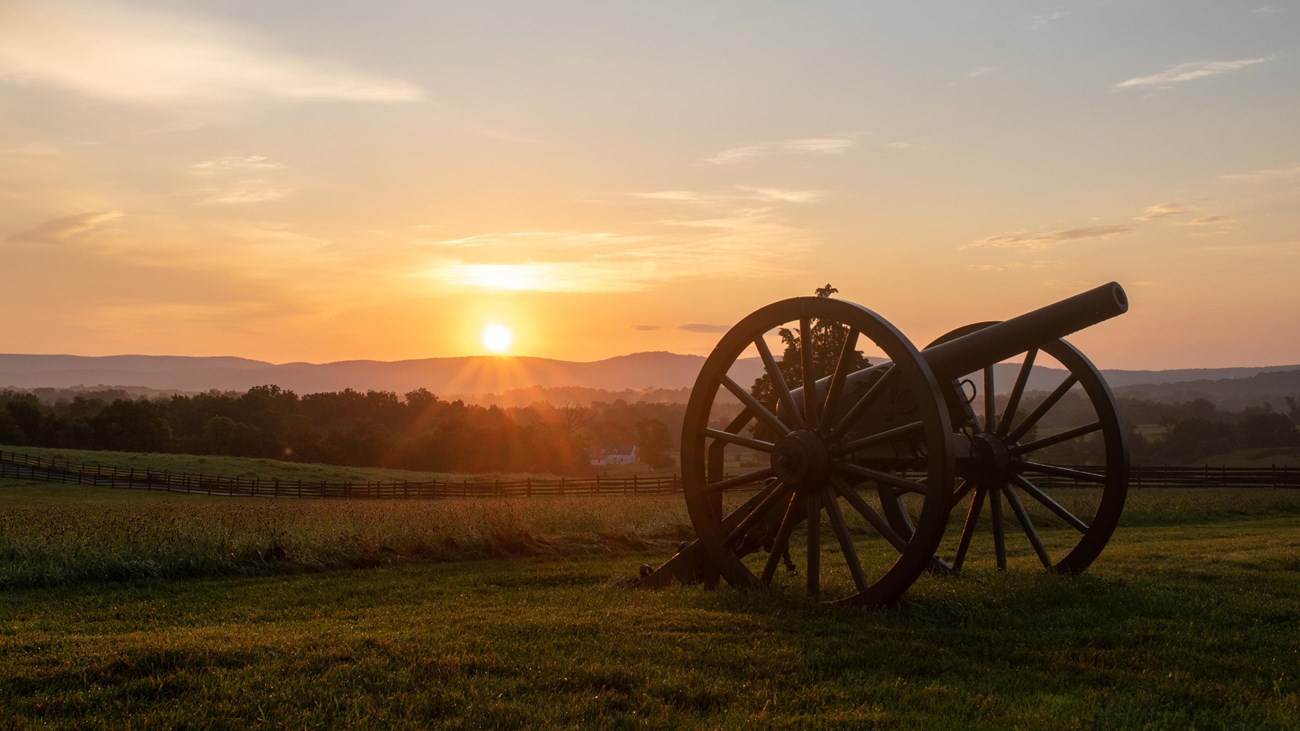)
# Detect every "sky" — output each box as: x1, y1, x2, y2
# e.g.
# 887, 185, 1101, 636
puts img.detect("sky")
1, 1, 1297, 369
